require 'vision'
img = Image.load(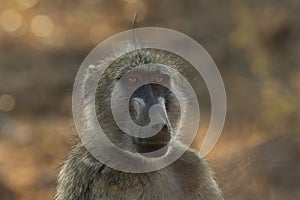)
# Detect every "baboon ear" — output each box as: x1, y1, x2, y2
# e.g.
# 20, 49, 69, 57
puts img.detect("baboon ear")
83, 65, 96, 97
83, 64, 101, 98
87, 64, 97, 74
80, 64, 105, 126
